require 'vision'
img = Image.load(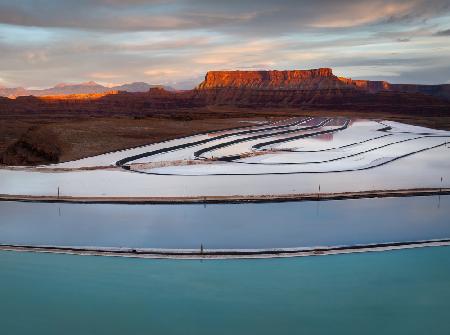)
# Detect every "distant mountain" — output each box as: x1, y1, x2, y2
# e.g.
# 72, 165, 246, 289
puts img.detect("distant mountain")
170, 76, 205, 90
0, 87, 28, 98
113, 82, 175, 92
0, 81, 175, 98
28, 81, 107, 96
